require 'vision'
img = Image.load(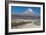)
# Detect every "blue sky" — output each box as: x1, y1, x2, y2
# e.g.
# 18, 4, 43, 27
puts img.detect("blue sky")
11, 6, 40, 16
